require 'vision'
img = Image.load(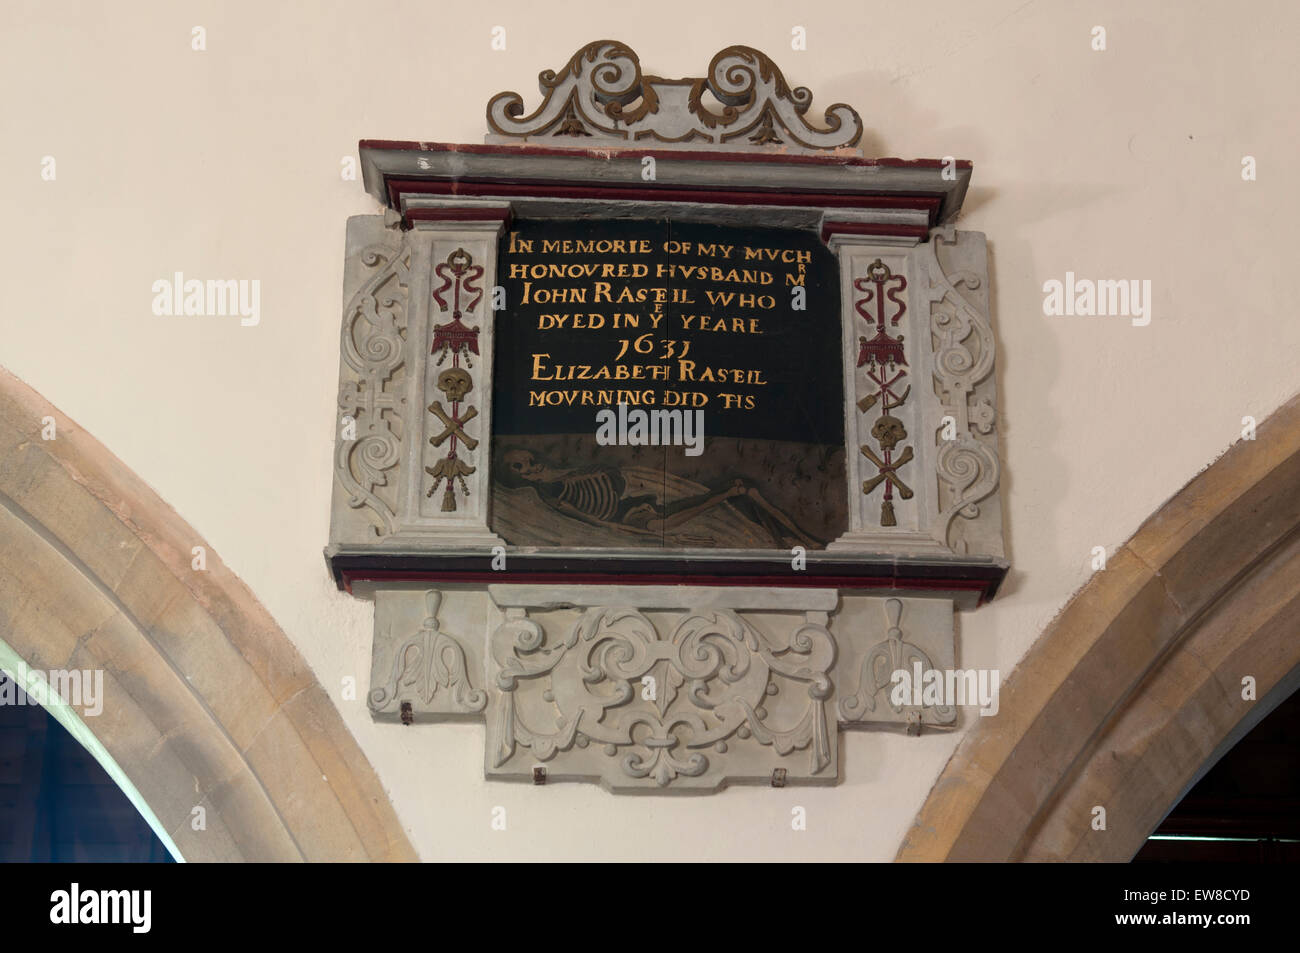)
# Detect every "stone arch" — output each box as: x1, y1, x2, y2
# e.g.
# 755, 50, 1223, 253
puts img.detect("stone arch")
0, 368, 415, 861
899, 394, 1300, 861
